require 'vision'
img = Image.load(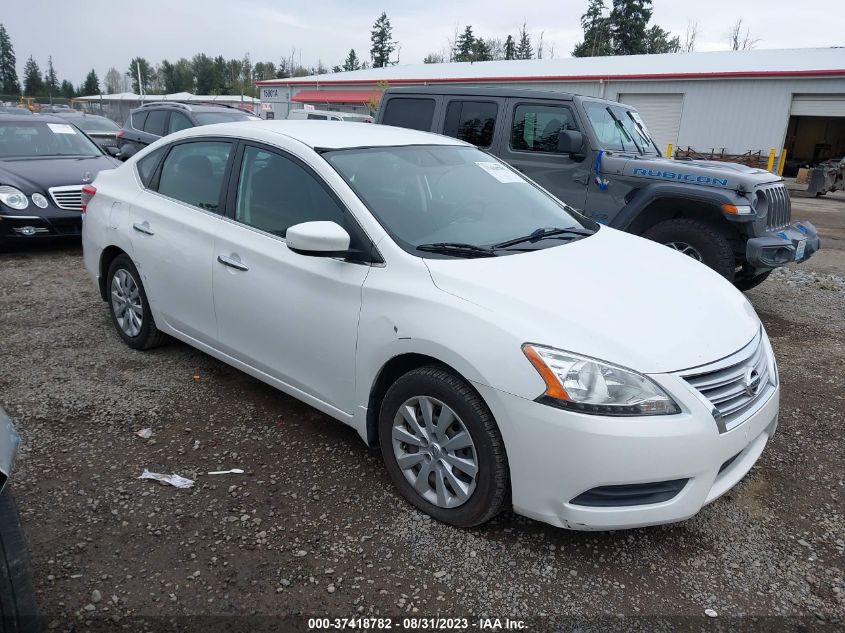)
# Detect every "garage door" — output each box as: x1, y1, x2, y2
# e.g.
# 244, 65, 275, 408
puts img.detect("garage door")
618, 93, 684, 153
790, 94, 845, 117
